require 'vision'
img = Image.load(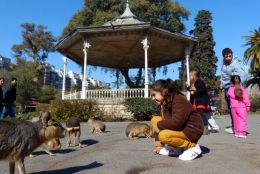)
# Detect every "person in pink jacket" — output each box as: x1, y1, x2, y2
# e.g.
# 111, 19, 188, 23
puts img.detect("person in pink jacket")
226, 75, 251, 138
